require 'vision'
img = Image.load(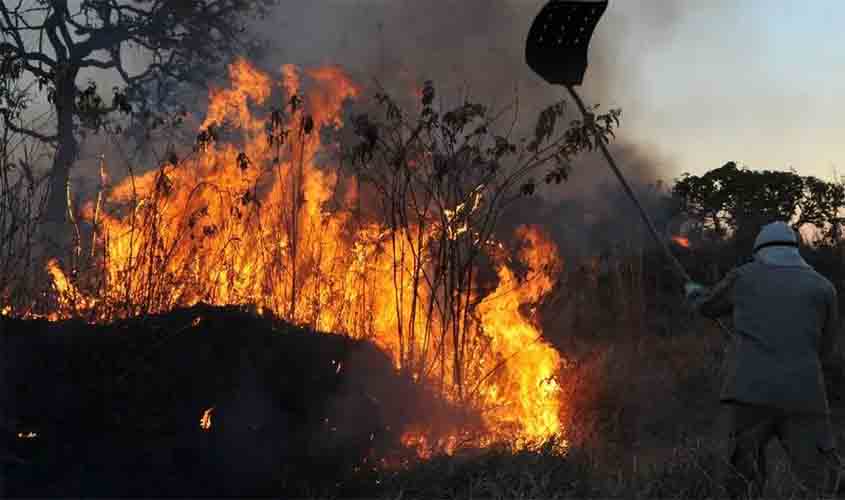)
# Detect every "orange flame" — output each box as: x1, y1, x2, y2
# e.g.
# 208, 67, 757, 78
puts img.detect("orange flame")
672, 236, 691, 248
200, 407, 214, 430
45, 258, 95, 320
476, 226, 563, 446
